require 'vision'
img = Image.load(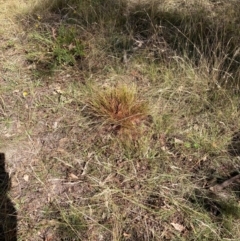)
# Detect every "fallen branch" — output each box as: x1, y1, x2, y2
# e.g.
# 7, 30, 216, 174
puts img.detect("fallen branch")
210, 174, 240, 192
